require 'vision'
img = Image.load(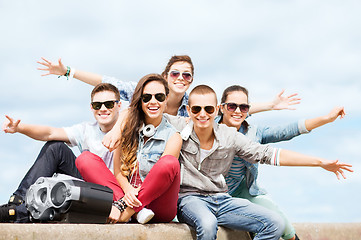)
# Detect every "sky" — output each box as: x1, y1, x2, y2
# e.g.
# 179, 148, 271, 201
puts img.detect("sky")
0, 0, 360, 223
